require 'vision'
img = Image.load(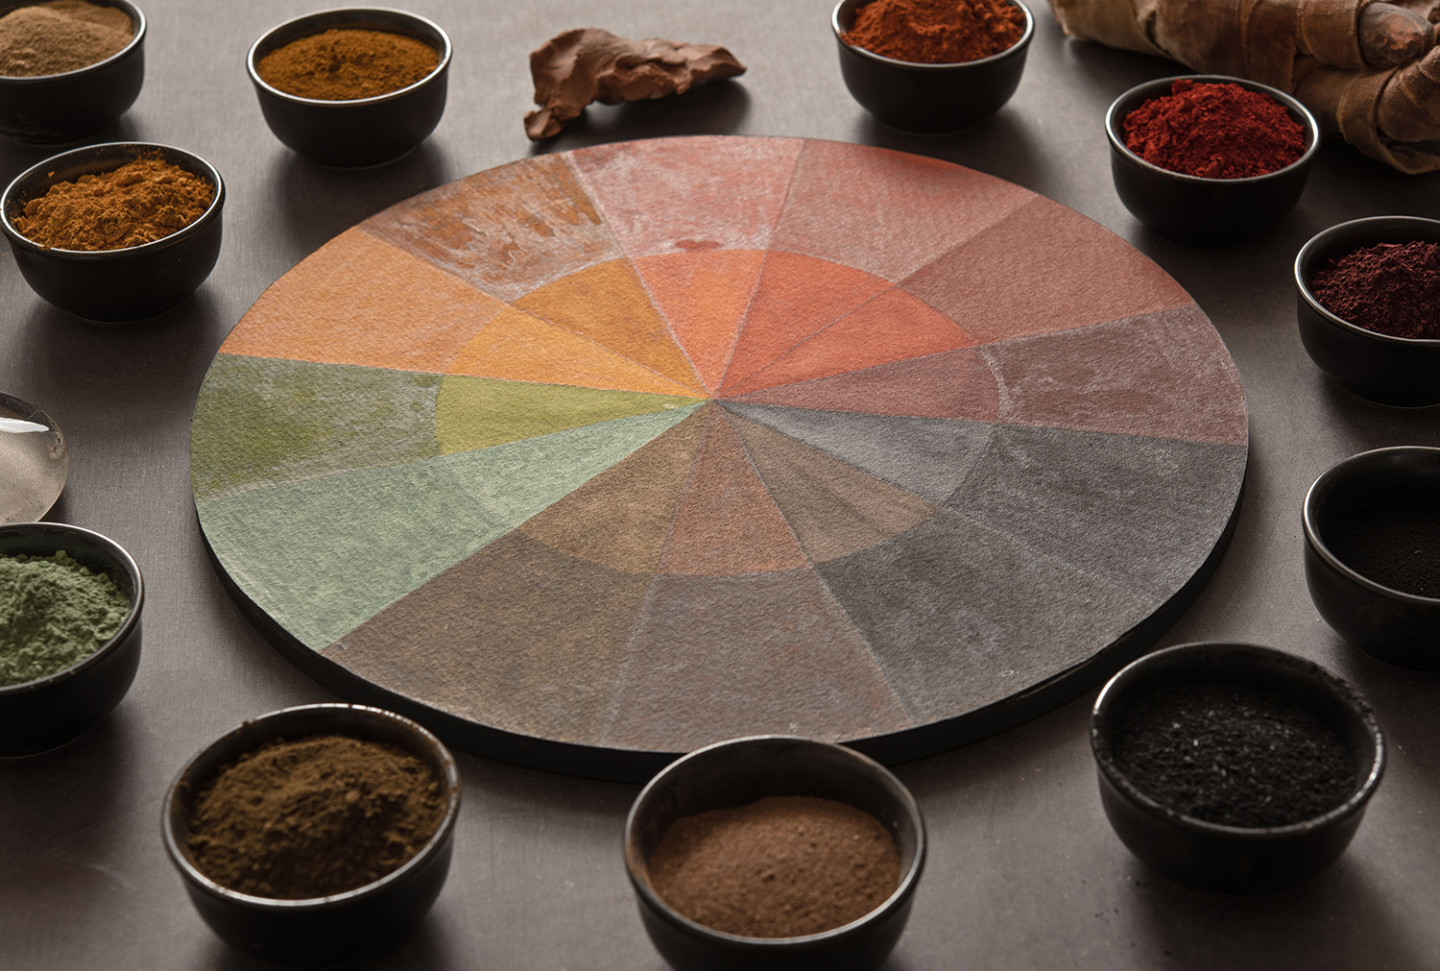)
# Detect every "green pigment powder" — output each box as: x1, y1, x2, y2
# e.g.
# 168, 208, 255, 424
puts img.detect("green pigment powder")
0, 550, 130, 686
